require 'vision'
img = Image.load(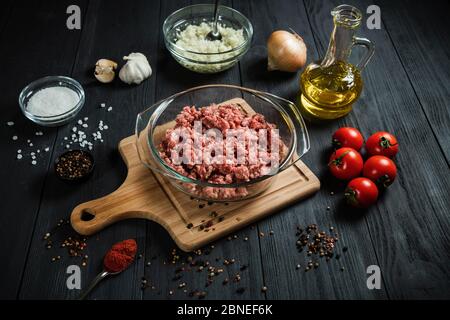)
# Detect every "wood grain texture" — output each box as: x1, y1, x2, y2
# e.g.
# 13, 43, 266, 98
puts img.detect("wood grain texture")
303, 0, 450, 299
18, 0, 161, 299
0, 0, 87, 299
234, 0, 388, 300
376, 0, 450, 163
